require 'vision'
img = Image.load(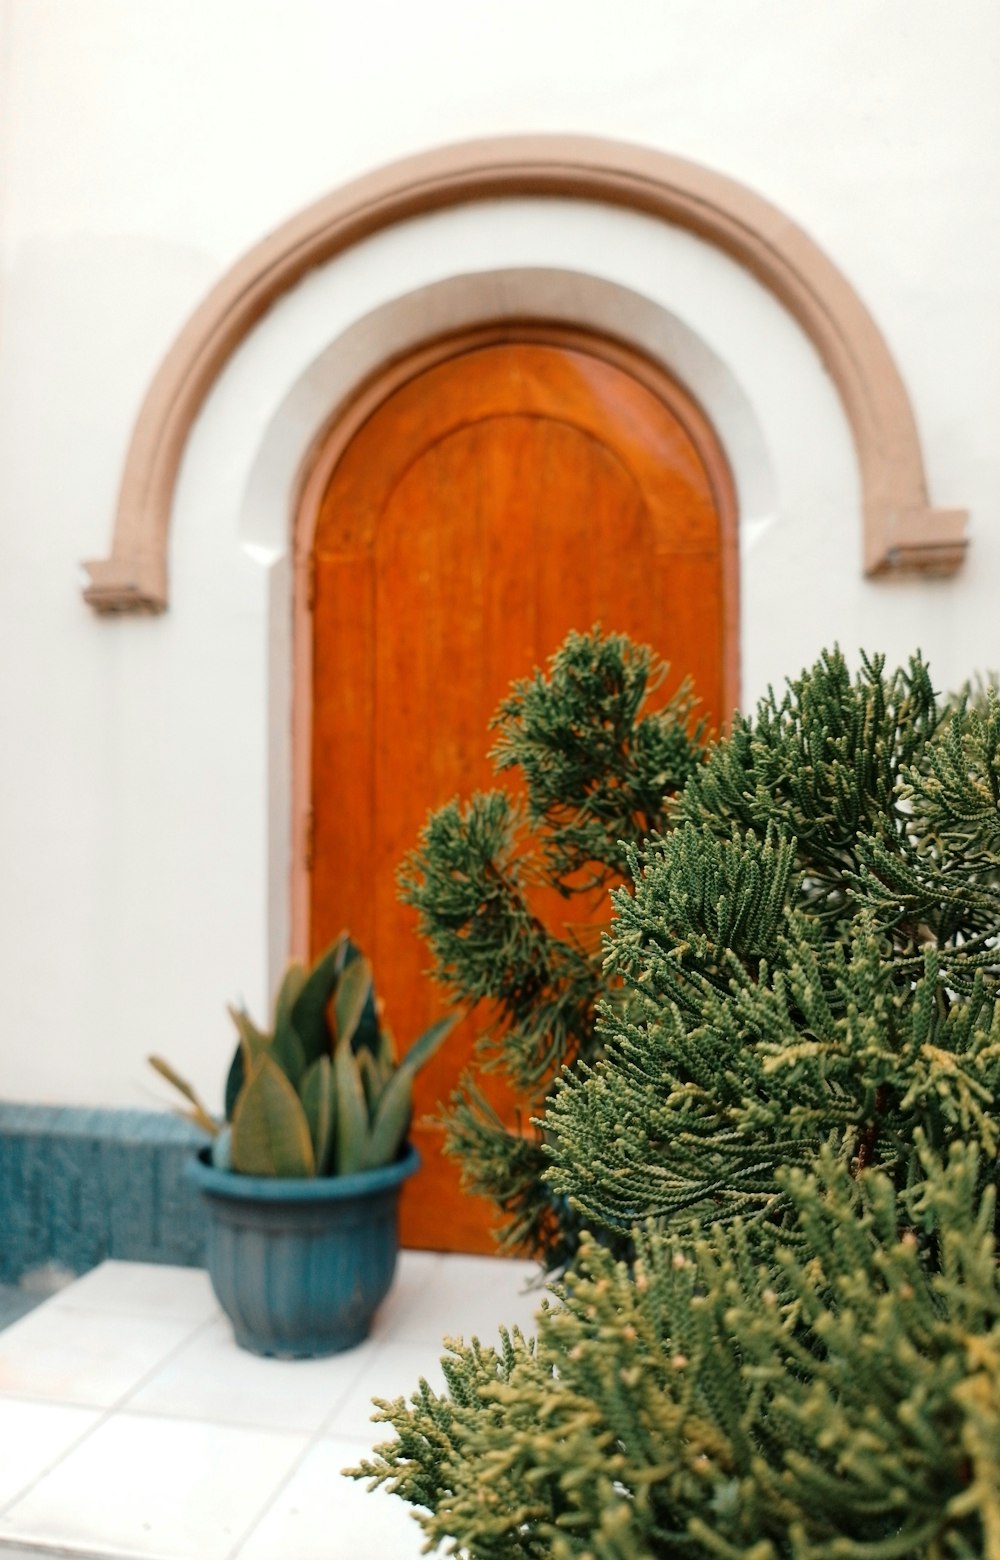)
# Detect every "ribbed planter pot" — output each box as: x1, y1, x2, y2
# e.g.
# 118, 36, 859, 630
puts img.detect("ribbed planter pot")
187, 1143, 419, 1358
